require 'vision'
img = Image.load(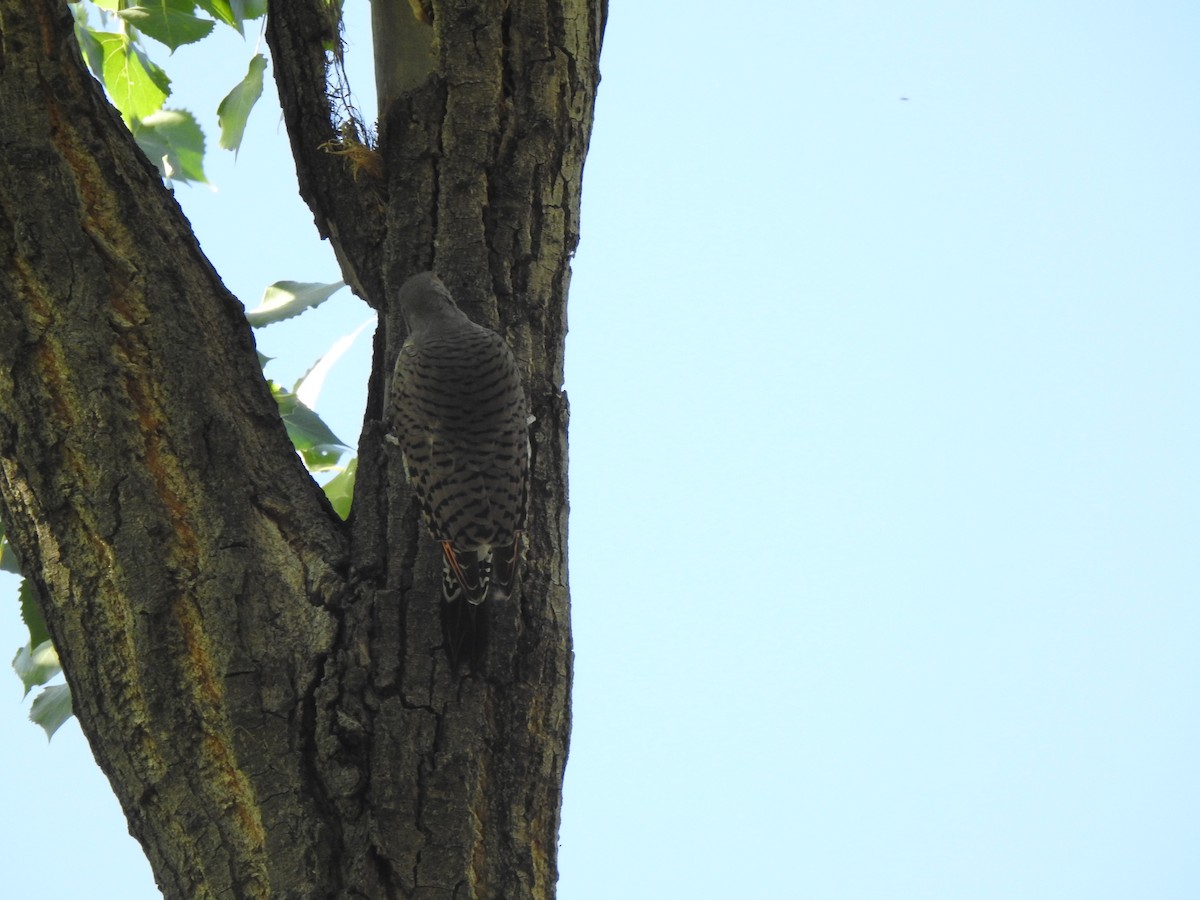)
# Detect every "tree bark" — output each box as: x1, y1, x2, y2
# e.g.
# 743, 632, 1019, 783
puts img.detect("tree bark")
0, 0, 604, 897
